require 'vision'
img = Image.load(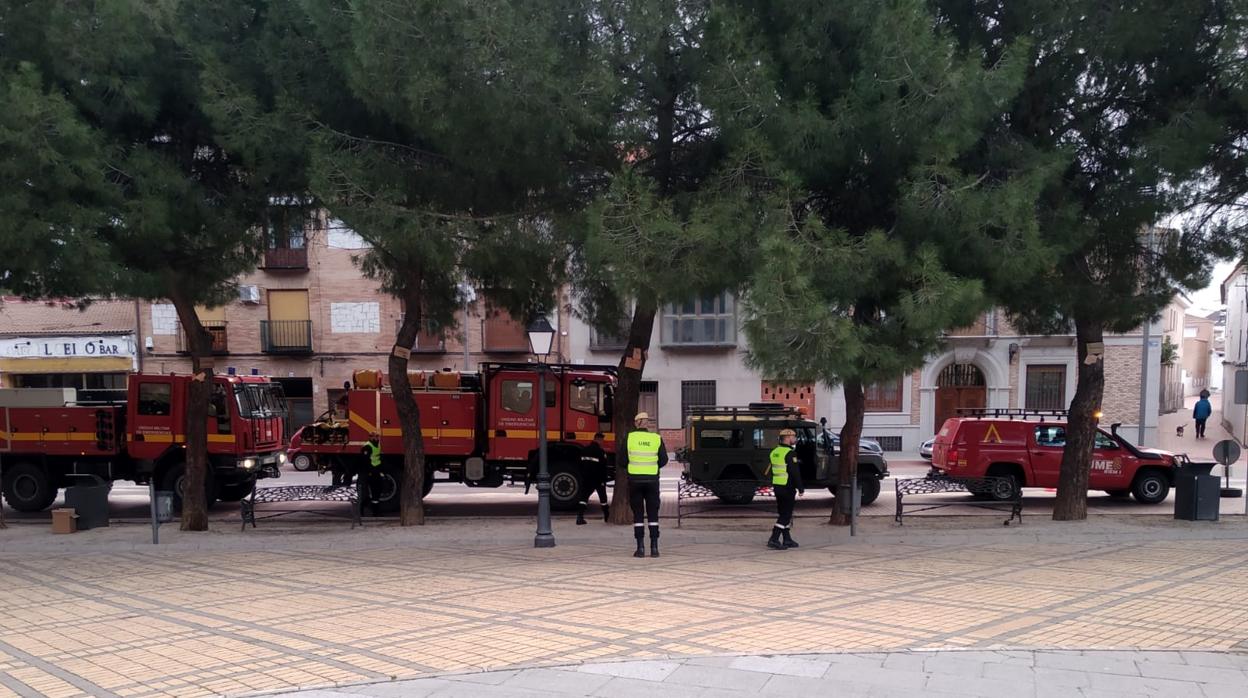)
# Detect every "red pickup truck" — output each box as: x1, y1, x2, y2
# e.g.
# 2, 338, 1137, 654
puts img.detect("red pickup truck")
931, 417, 1177, 503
